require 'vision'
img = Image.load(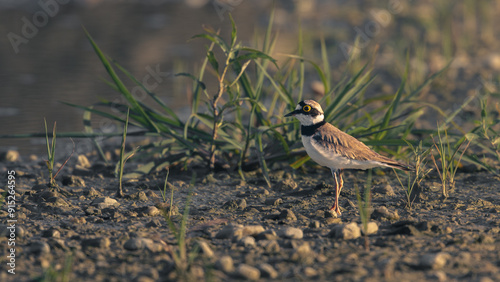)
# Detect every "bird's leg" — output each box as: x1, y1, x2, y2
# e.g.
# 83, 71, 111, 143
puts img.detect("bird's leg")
339, 169, 344, 194
329, 169, 342, 215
